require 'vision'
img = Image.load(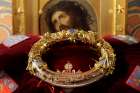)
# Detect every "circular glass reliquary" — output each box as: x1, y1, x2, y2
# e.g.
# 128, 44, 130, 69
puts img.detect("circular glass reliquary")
27, 30, 116, 88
